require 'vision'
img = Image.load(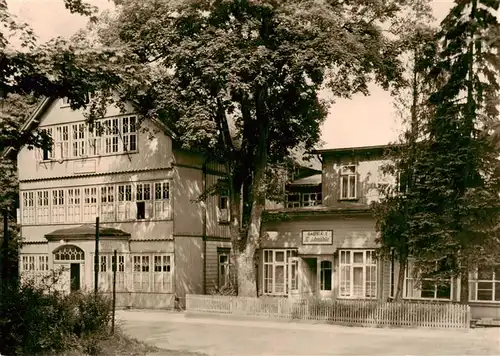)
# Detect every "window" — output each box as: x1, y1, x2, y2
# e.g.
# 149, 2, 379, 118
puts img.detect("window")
122, 116, 137, 152
83, 187, 98, 222
290, 258, 298, 291
217, 249, 230, 288
52, 189, 65, 223
340, 165, 357, 200
94, 254, 127, 291
53, 245, 84, 261
20, 254, 49, 283
88, 122, 101, 156
263, 249, 298, 295
37, 190, 50, 224
285, 193, 301, 208
153, 255, 172, 292
72, 123, 86, 157
470, 266, 500, 302
136, 183, 151, 219
339, 250, 377, 298
154, 181, 171, 219
41, 128, 53, 160
67, 188, 81, 223
22, 191, 36, 225
55, 125, 69, 159
103, 118, 120, 154
302, 192, 322, 207
218, 194, 230, 223
100, 186, 115, 222
133, 255, 150, 292
320, 260, 332, 291
117, 184, 133, 221
404, 261, 451, 300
